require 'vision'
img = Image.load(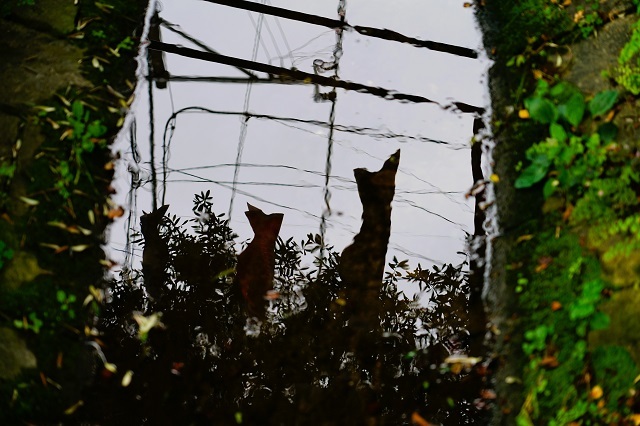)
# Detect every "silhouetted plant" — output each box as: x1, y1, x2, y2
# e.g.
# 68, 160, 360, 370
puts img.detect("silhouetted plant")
88, 191, 489, 425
